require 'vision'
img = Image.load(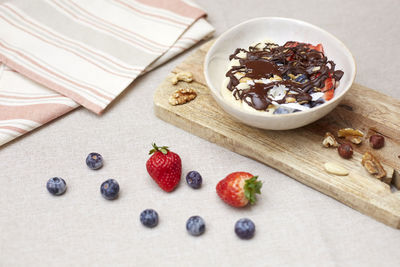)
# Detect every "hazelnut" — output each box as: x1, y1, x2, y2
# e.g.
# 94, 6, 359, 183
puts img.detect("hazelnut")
369, 135, 384, 149
338, 143, 353, 159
